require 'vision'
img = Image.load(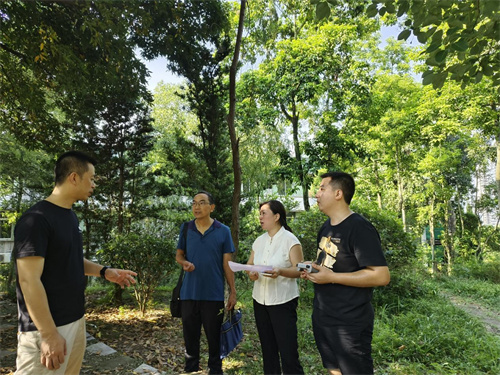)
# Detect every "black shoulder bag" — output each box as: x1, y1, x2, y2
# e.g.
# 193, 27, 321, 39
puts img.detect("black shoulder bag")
170, 222, 188, 318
